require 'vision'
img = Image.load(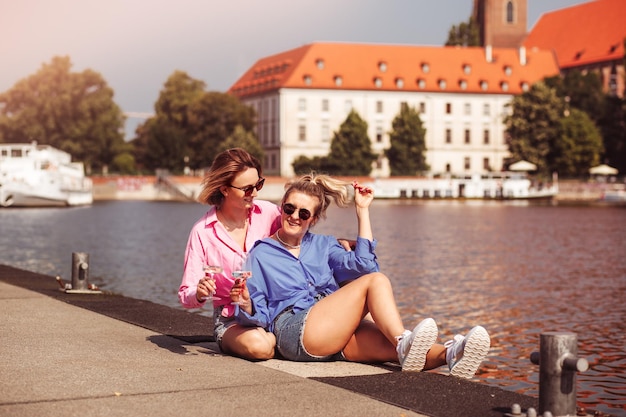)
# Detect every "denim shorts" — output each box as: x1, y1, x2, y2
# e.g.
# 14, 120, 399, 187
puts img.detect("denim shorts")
213, 305, 238, 351
273, 306, 344, 362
